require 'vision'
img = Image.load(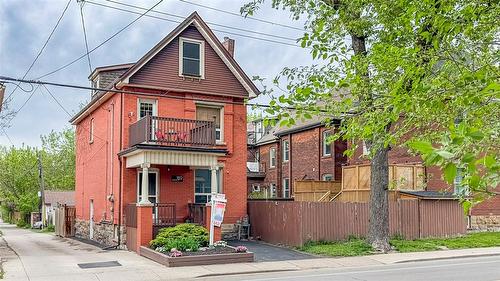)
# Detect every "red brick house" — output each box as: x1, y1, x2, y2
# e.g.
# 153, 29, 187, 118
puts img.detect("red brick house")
70, 12, 259, 250
247, 117, 348, 197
